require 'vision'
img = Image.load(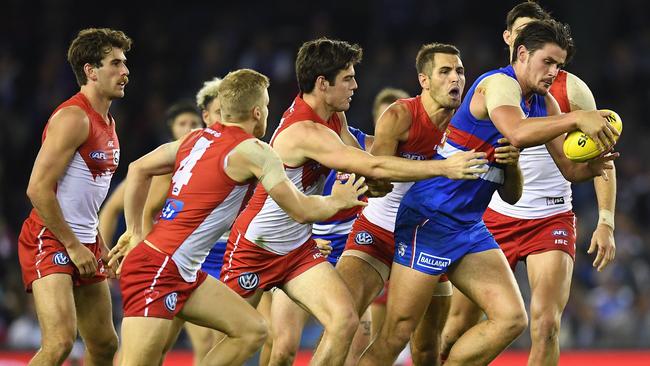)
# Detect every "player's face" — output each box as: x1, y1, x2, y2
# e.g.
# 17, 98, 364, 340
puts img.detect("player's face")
425, 53, 465, 109
253, 89, 270, 138
203, 97, 222, 127
325, 65, 358, 112
94, 47, 129, 99
171, 112, 202, 140
524, 43, 566, 95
